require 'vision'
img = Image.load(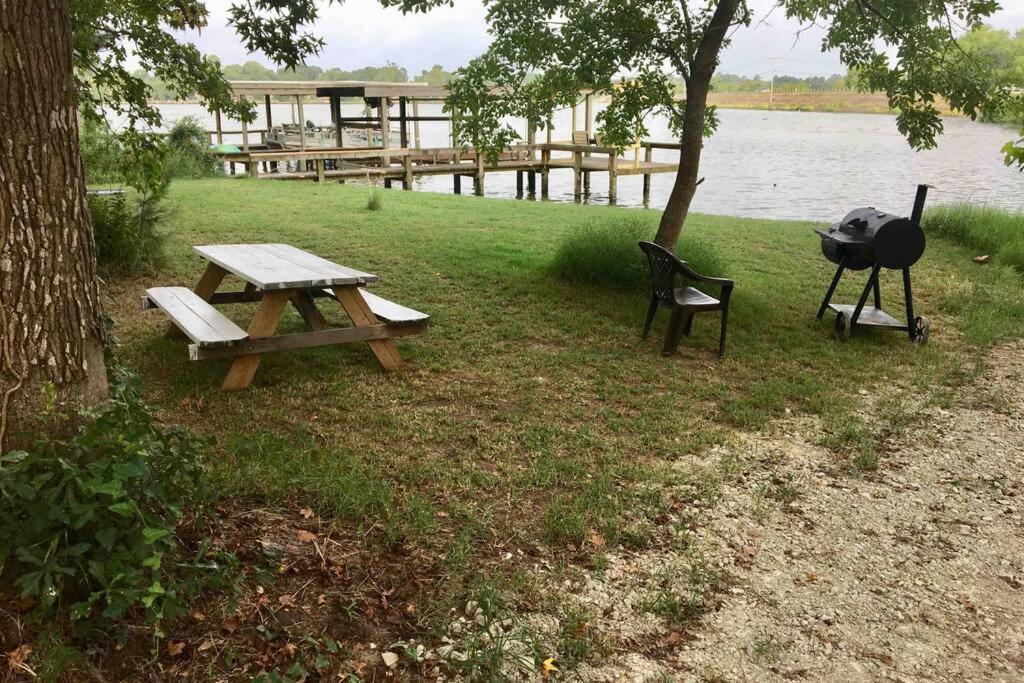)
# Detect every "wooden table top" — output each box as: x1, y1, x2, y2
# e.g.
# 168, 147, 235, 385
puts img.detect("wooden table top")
193, 243, 378, 291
